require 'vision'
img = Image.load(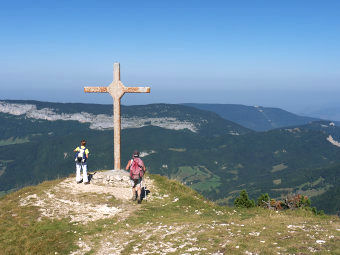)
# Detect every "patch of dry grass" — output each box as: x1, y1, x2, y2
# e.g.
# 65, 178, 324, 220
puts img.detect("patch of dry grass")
0, 179, 80, 255
86, 175, 340, 254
